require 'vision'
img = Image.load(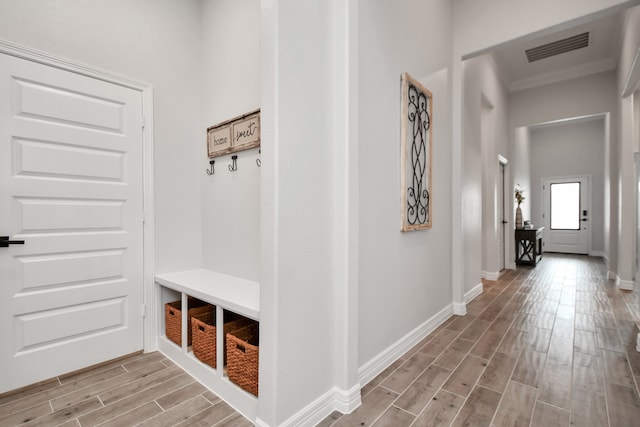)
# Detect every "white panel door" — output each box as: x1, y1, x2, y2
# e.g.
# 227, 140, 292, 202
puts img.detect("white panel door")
0, 53, 145, 393
542, 176, 590, 254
